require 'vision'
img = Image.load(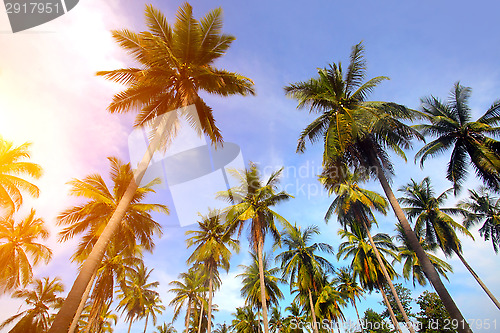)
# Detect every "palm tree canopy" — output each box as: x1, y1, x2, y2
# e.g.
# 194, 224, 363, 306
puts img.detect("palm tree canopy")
97, 3, 255, 145
0, 277, 64, 332
0, 209, 52, 293
168, 267, 207, 322
334, 267, 365, 305
398, 177, 472, 256
57, 157, 168, 261
337, 224, 399, 291
218, 162, 292, 250
230, 306, 260, 333
238, 252, 285, 310
0, 137, 42, 214
414, 82, 500, 193
459, 187, 500, 253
